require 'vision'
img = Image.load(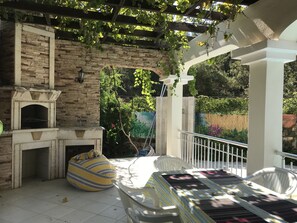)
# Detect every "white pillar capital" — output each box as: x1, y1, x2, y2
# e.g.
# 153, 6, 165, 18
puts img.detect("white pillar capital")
232, 40, 297, 65
161, 75, 194, 86
161, 74, 193, 158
